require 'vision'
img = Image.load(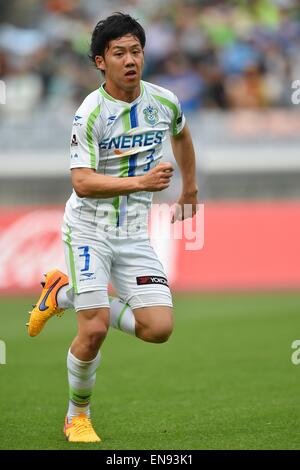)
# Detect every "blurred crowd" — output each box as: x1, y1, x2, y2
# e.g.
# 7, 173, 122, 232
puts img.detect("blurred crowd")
0, 0, 300, 115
